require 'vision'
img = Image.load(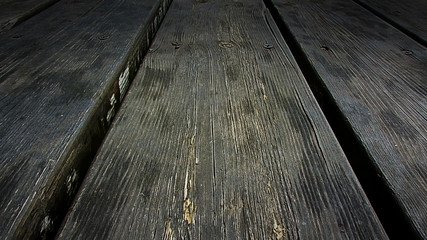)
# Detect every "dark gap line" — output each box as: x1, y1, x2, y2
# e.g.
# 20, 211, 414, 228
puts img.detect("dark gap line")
352, 0, 427, 47
48, 1, 174, 239
263, 0, 420, 239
